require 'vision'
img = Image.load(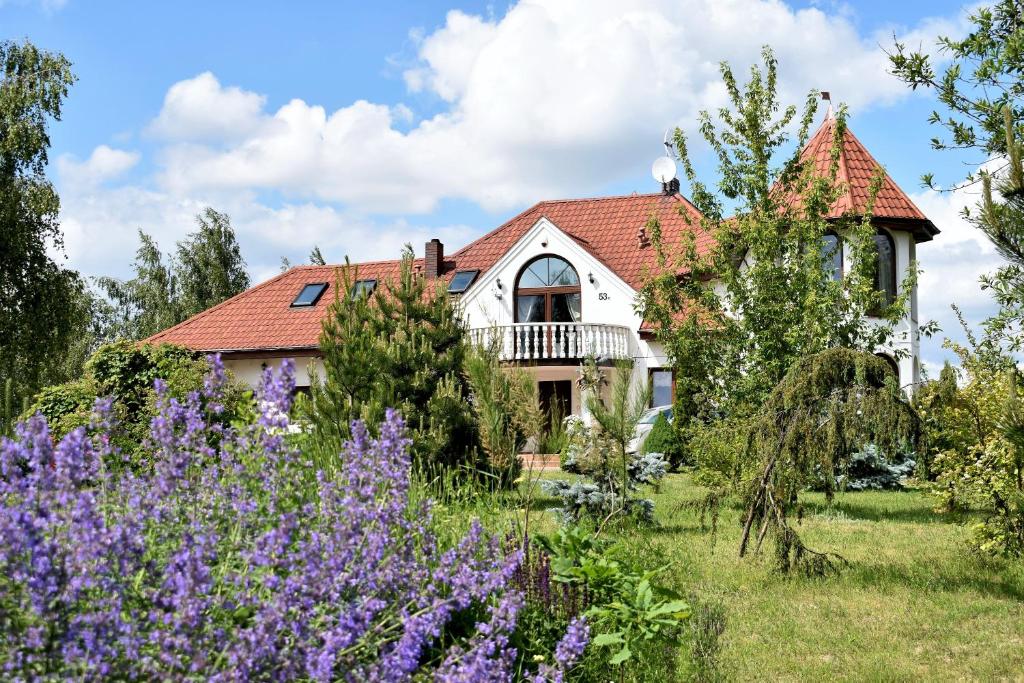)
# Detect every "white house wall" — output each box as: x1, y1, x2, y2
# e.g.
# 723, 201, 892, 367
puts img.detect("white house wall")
224, 356, 324, 389
457, 216, 670, 414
